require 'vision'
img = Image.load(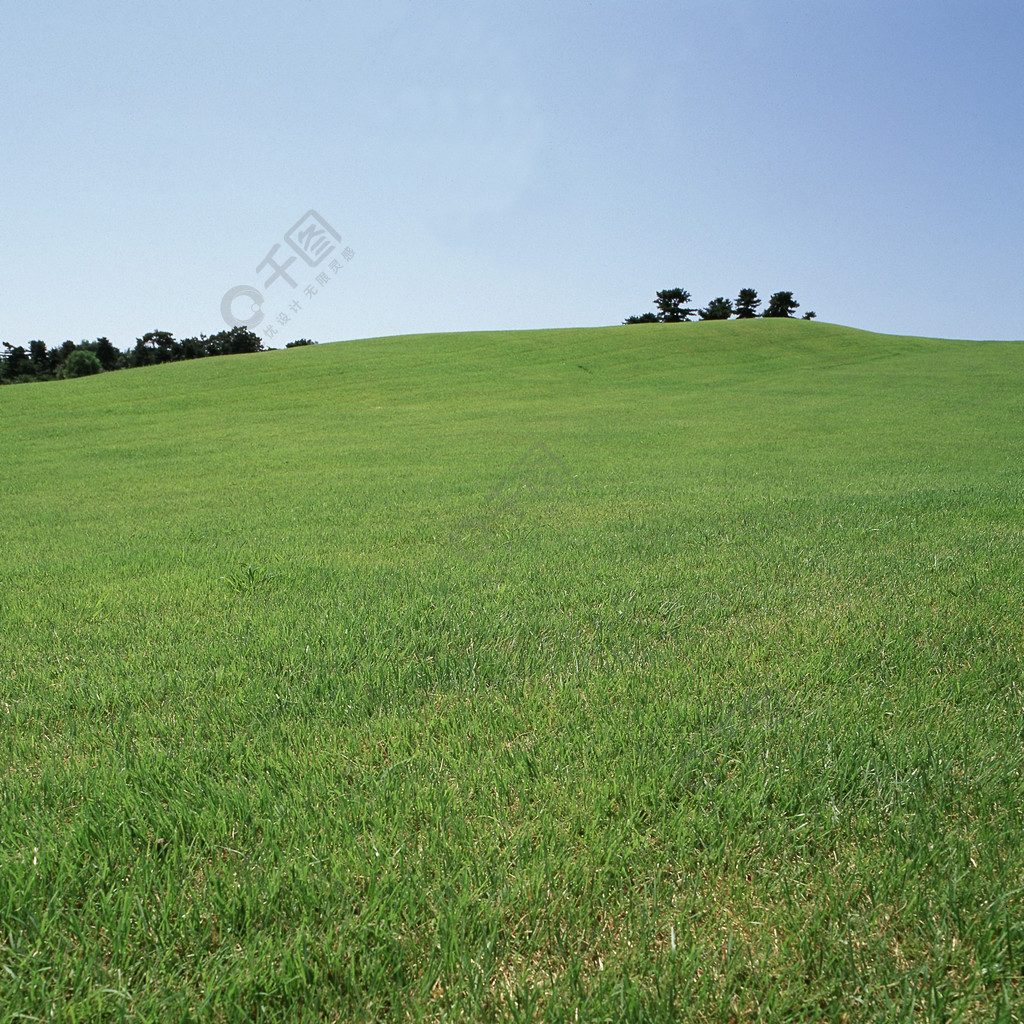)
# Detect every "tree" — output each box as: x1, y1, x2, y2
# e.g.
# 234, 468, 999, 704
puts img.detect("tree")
80, 337, 122, 371
29, 340, 51, 376
63, 350, 103, 378
623, 313, 660, 324
802, 311, 817, 320
1, 343, 33, 382
654, 288, 696, 323
1, 320, 272, 388
180, 334, 212, 359
129, 330, 179, 366
285, 338, 317, 347
207, 326, 263, 355
764, 291, 800, 318
734, 288, 761, 319
149, 330, 181, 363
699, 297, 733, 321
